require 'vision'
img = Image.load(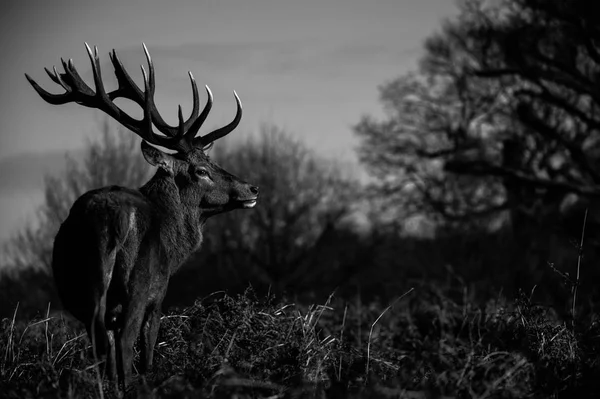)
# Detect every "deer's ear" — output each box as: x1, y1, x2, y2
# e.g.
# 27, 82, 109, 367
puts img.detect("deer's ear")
141, 141, 174, 172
